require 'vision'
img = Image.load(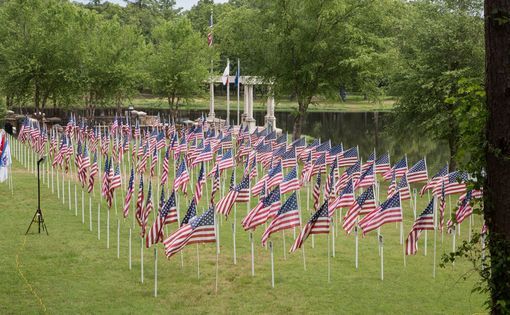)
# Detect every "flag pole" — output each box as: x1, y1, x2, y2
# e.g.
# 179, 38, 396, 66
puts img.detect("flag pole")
141, 236, 144, 283
355, 226, 359, 269
196, 244, 200, 279
98, 203, 101, 240
215, 213, 220, 294
250, 231, 255, 276
331, 218, 335, 258
89, 195, 93, 231
270, 241, 275, 288
433, 196, 438, 278
154, 247, 158, 297
82, 189, 85, 224
117, 219, 120, 259
327, 227, 331, 283
129, 227, 132, 270
237, 58, 240, 126
379, 234, 384, 281
107, 209, 110, 249
226, 58, 230, 125
282, 230, 287, 260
